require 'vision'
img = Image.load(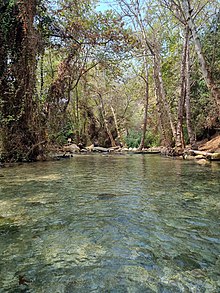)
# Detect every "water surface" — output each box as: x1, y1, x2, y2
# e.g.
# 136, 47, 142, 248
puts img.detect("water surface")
0, 154, 220, 292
